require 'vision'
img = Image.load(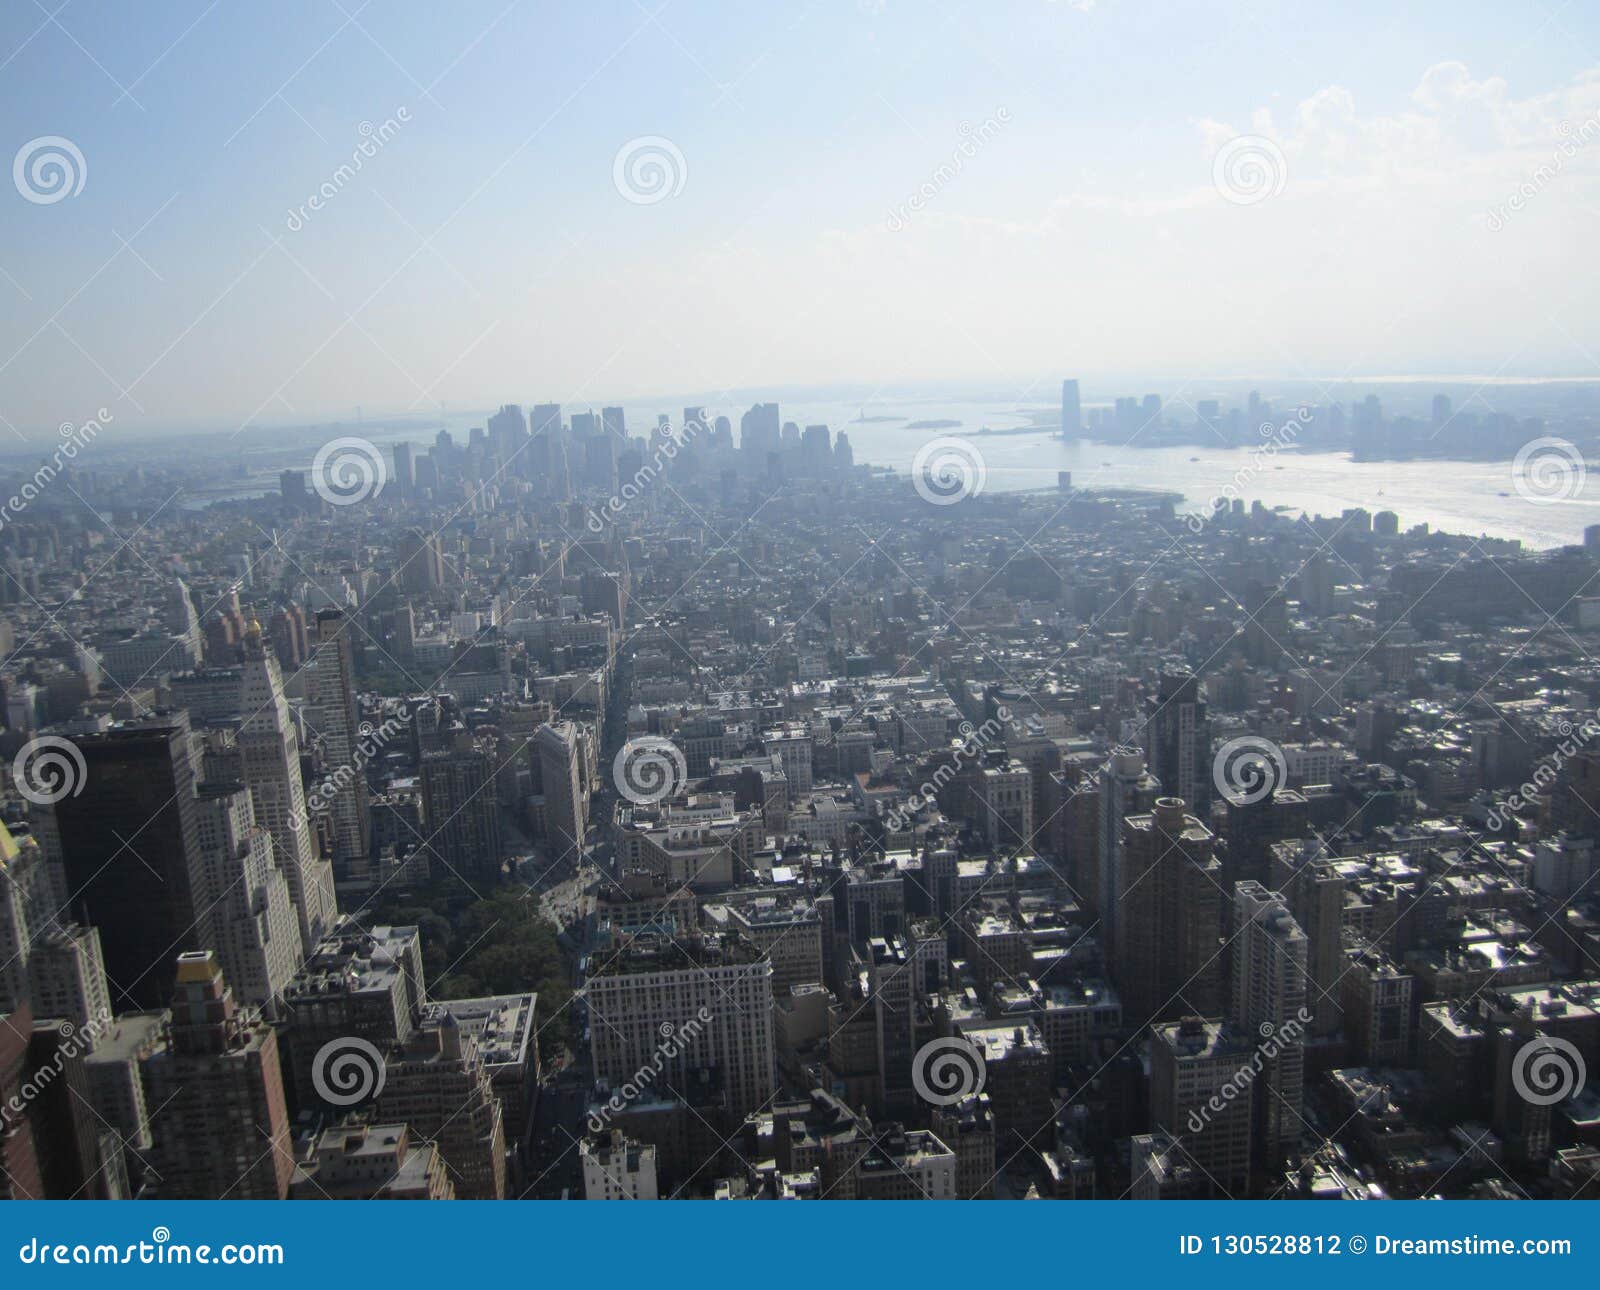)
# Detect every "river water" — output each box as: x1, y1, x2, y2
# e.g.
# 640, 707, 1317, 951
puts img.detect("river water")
259, 396, 1598, 551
